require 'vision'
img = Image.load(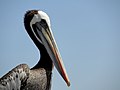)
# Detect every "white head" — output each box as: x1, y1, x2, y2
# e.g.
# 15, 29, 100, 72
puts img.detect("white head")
30, 10, 51, 27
